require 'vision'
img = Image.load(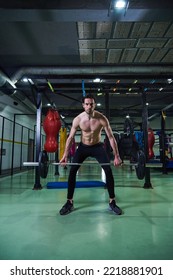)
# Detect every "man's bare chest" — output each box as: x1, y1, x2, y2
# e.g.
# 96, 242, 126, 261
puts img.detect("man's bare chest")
79, 118, 102, 132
